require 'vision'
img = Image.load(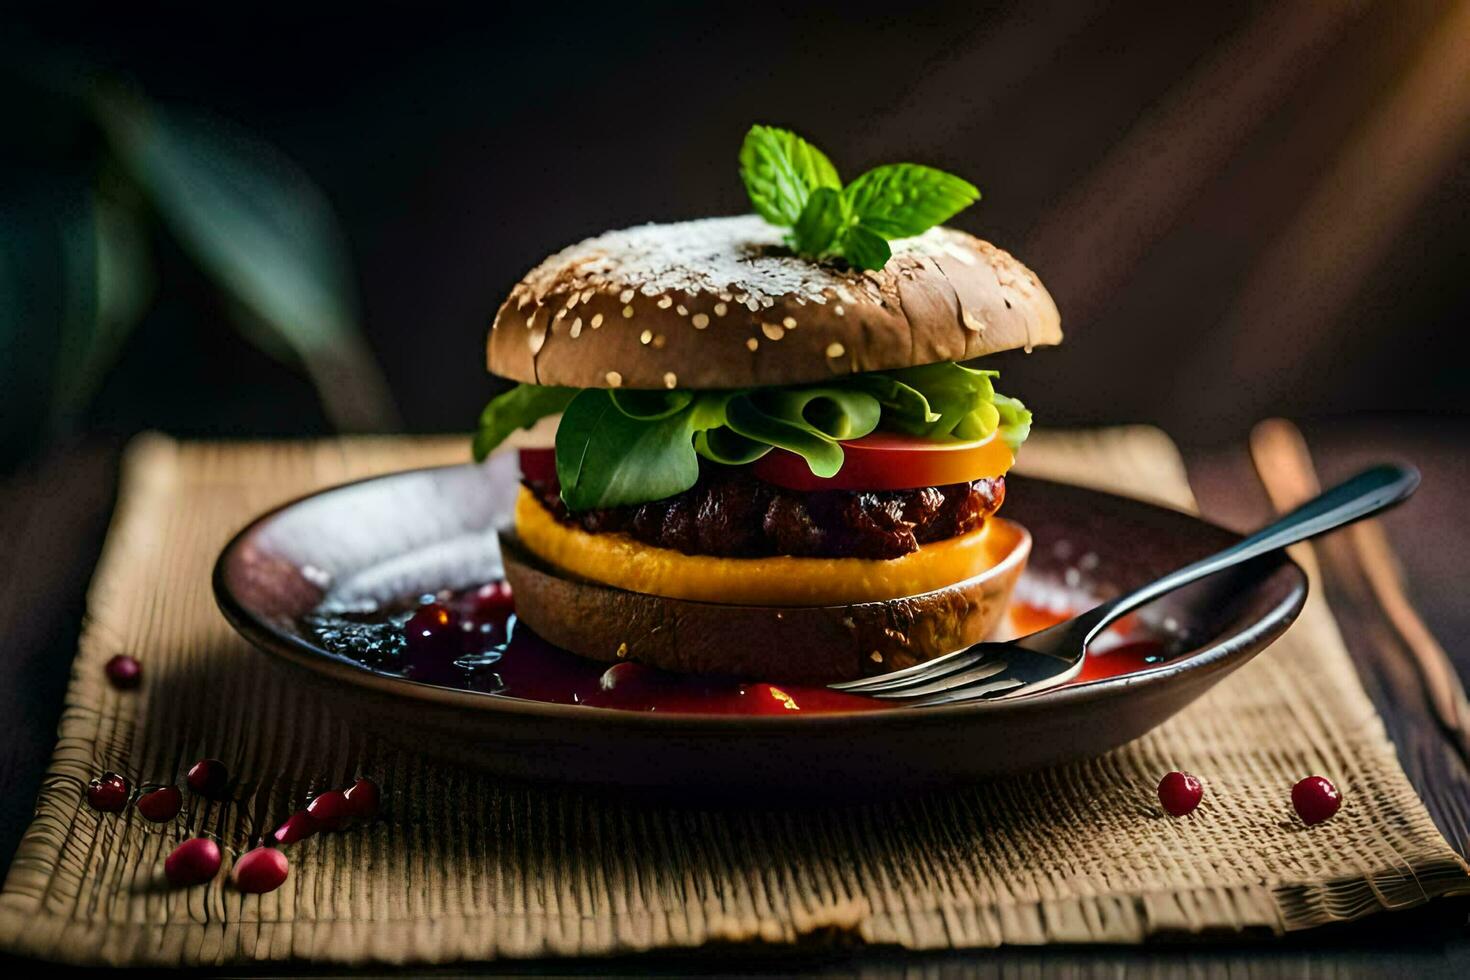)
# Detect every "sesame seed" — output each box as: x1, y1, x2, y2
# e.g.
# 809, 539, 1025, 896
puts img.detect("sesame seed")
869, 651, 883, 663
565, 294, 579, 310
762, 323, 786, 341
675, 304, 688, 316
652, 334, 667, 349
622, 305, 635, 318
826, 342, 846, 358
963, 311, 987, 332
590, 313, 604, 329
746, 338, 759, 352
833, 305, 846, 316
713, 302, 728, 316
781, 316, 797, 329
619, 289, 635, 304
605, 371, 623, 387
529, 328, 547, 355
580, 288, 594, 302
640, 329, 653, 345
570, 317, 583, 338
657, 296, 673, 309
663, 372, 678, 389
554, 308, 567, 321
745, 299, 760, 312
691, 313, 710, 329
